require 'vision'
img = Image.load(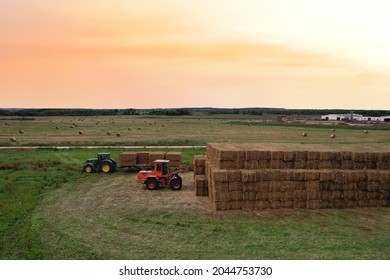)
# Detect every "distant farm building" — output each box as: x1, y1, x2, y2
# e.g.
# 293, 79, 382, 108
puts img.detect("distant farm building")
322, 114, 390, 122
